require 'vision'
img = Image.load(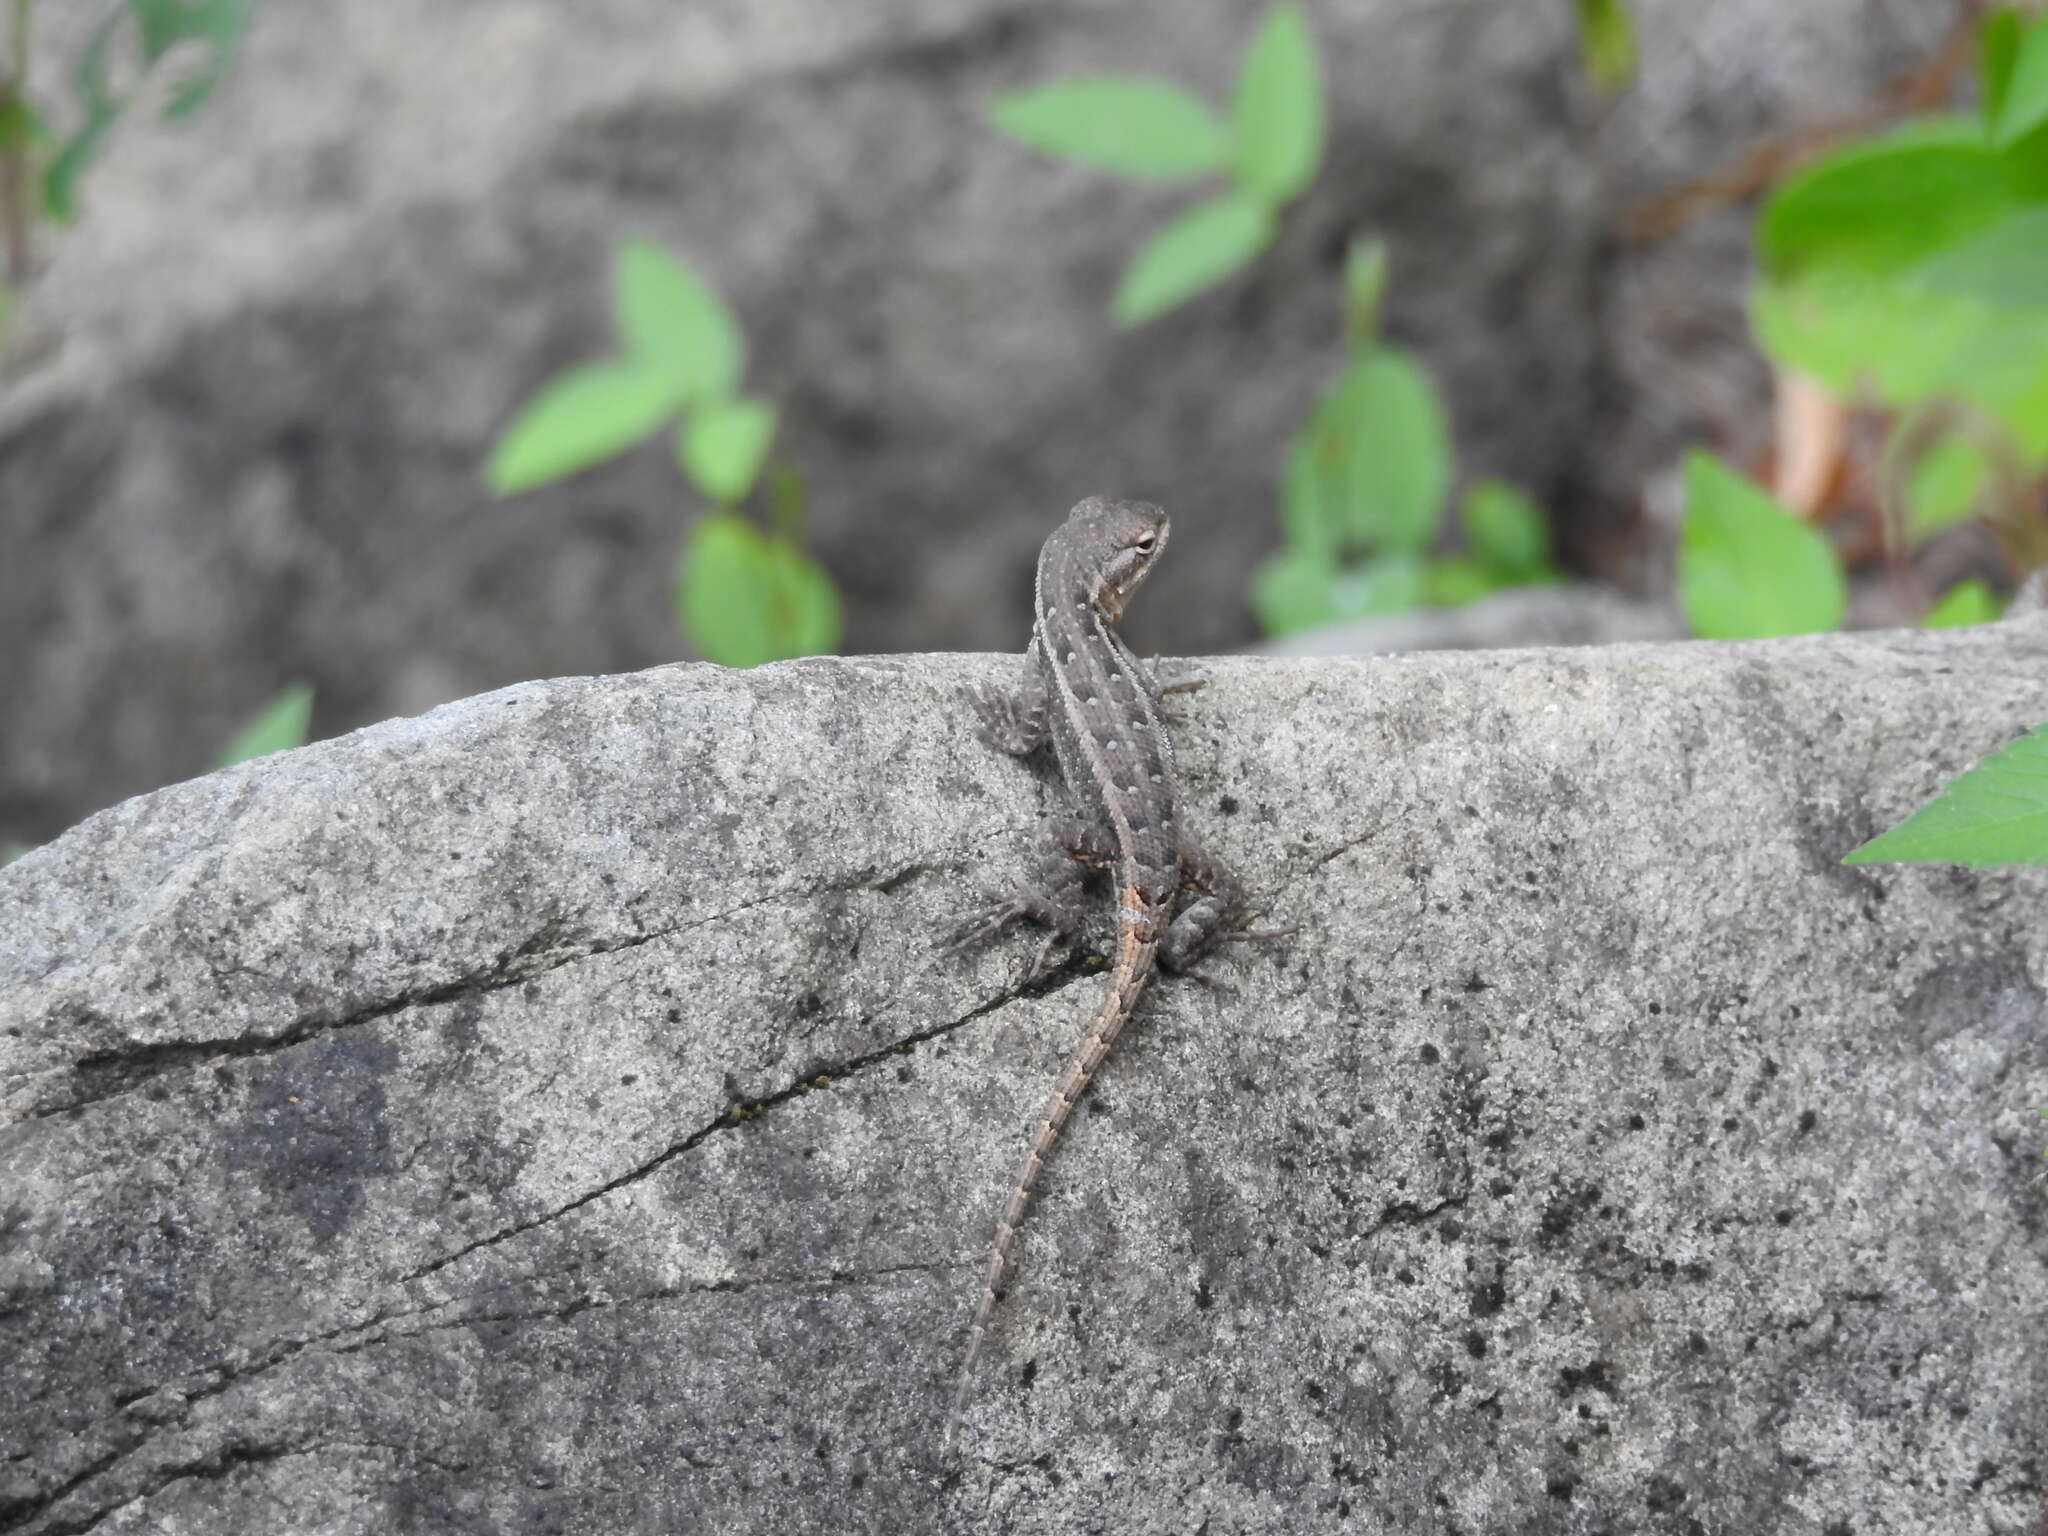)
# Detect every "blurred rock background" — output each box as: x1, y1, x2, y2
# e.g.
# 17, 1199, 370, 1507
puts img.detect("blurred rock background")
0, 0, 1953, 847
